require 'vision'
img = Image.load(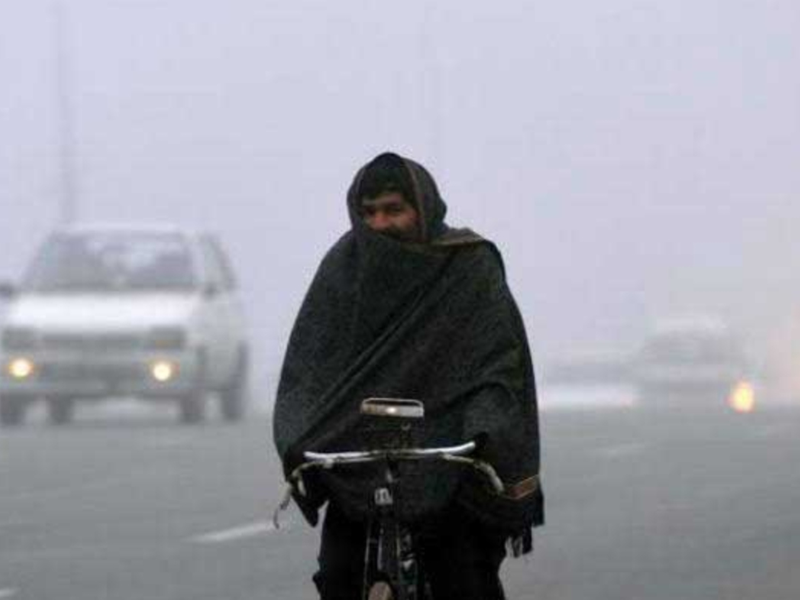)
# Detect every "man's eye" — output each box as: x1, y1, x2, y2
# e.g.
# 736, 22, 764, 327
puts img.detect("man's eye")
387, 206, 404, 215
